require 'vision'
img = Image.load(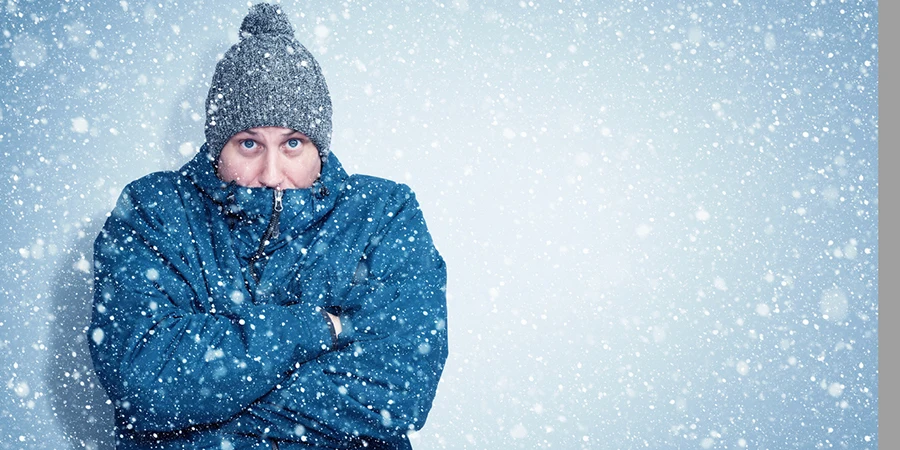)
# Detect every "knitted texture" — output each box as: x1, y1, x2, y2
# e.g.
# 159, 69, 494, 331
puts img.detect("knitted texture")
205, 3, 332, 159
